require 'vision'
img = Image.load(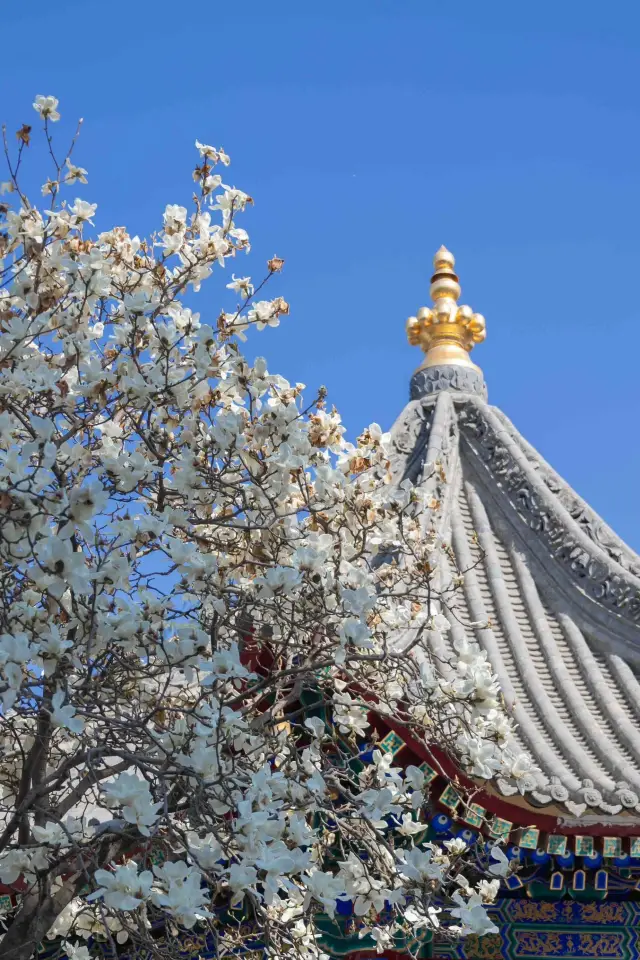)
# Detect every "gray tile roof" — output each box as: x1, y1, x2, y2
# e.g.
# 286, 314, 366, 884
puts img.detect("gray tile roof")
389, 369, 640, 818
